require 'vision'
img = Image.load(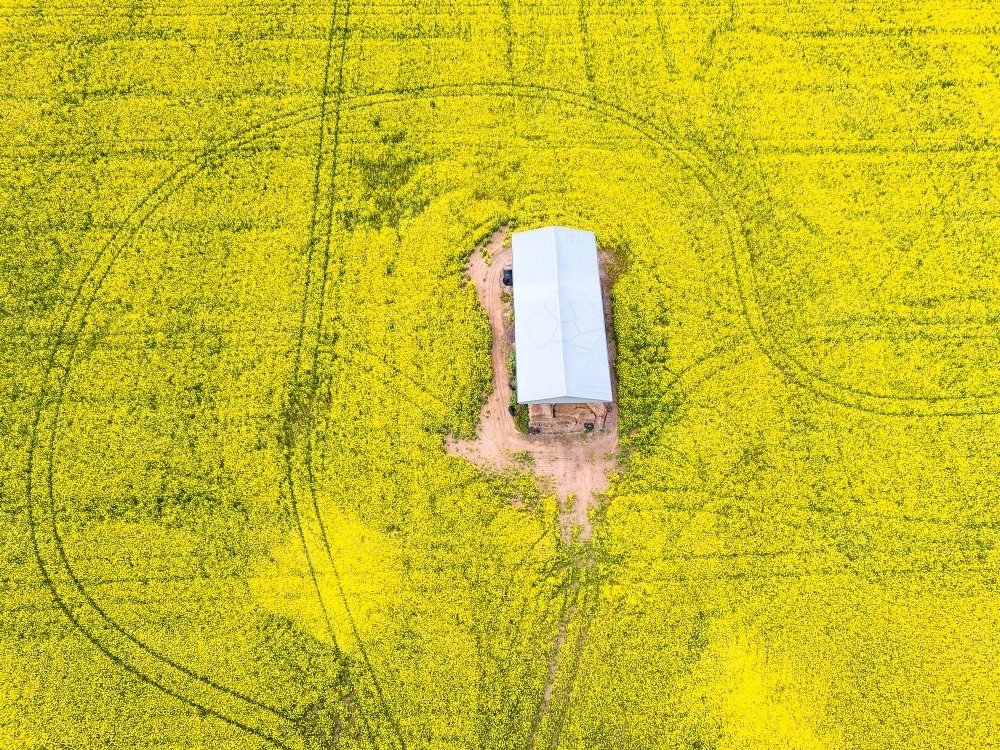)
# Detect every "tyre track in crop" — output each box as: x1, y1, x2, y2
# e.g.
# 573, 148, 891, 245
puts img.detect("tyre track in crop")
295, 217, 499, 429
634, 483, 1000, 535
283, 1, 395, 748
577, 0, 597, 96
285, 0, 348, 665
292, 0, 348, 383
526, 581, 580, 750
642, 562, 995, 585
26, 107, 326, 750
289, 166, 508, 750
629, 336, 753, 446
649, 0, 681, 76
500, 0, 515, 85
734, 132, 1000, 407
289, 0, 409, 746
